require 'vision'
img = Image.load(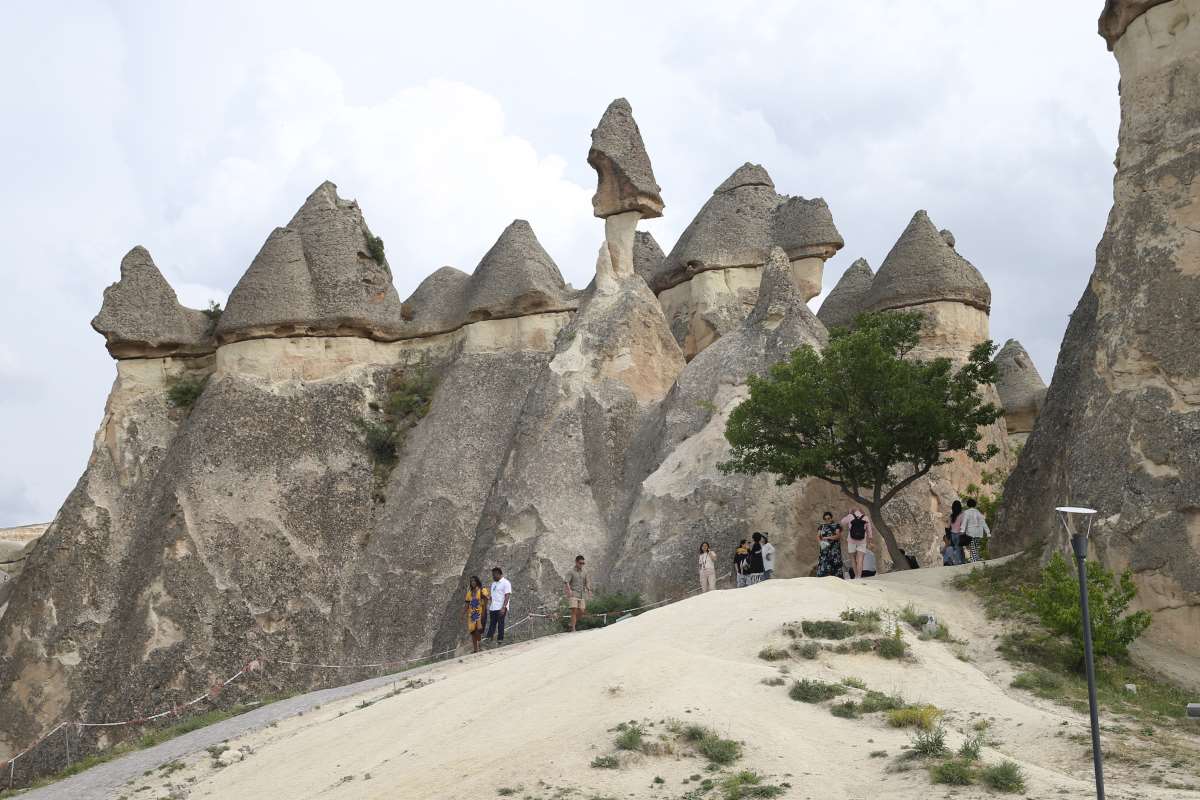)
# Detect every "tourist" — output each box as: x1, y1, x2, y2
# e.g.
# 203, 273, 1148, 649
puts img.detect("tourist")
815, 511, 844, 578
698, 541, 717, 593
484, 566, 512, 644
744, 532, 766, 586
564, 555, 591, 632
839, 508, 873, 580
942, 533, 964, 566
761, 533, 776, 580
734, 539, 750, 588
947, 500, 965, 560
859, 547, 877, 578
960, 498, 990, 562
463, 575, 490, 653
